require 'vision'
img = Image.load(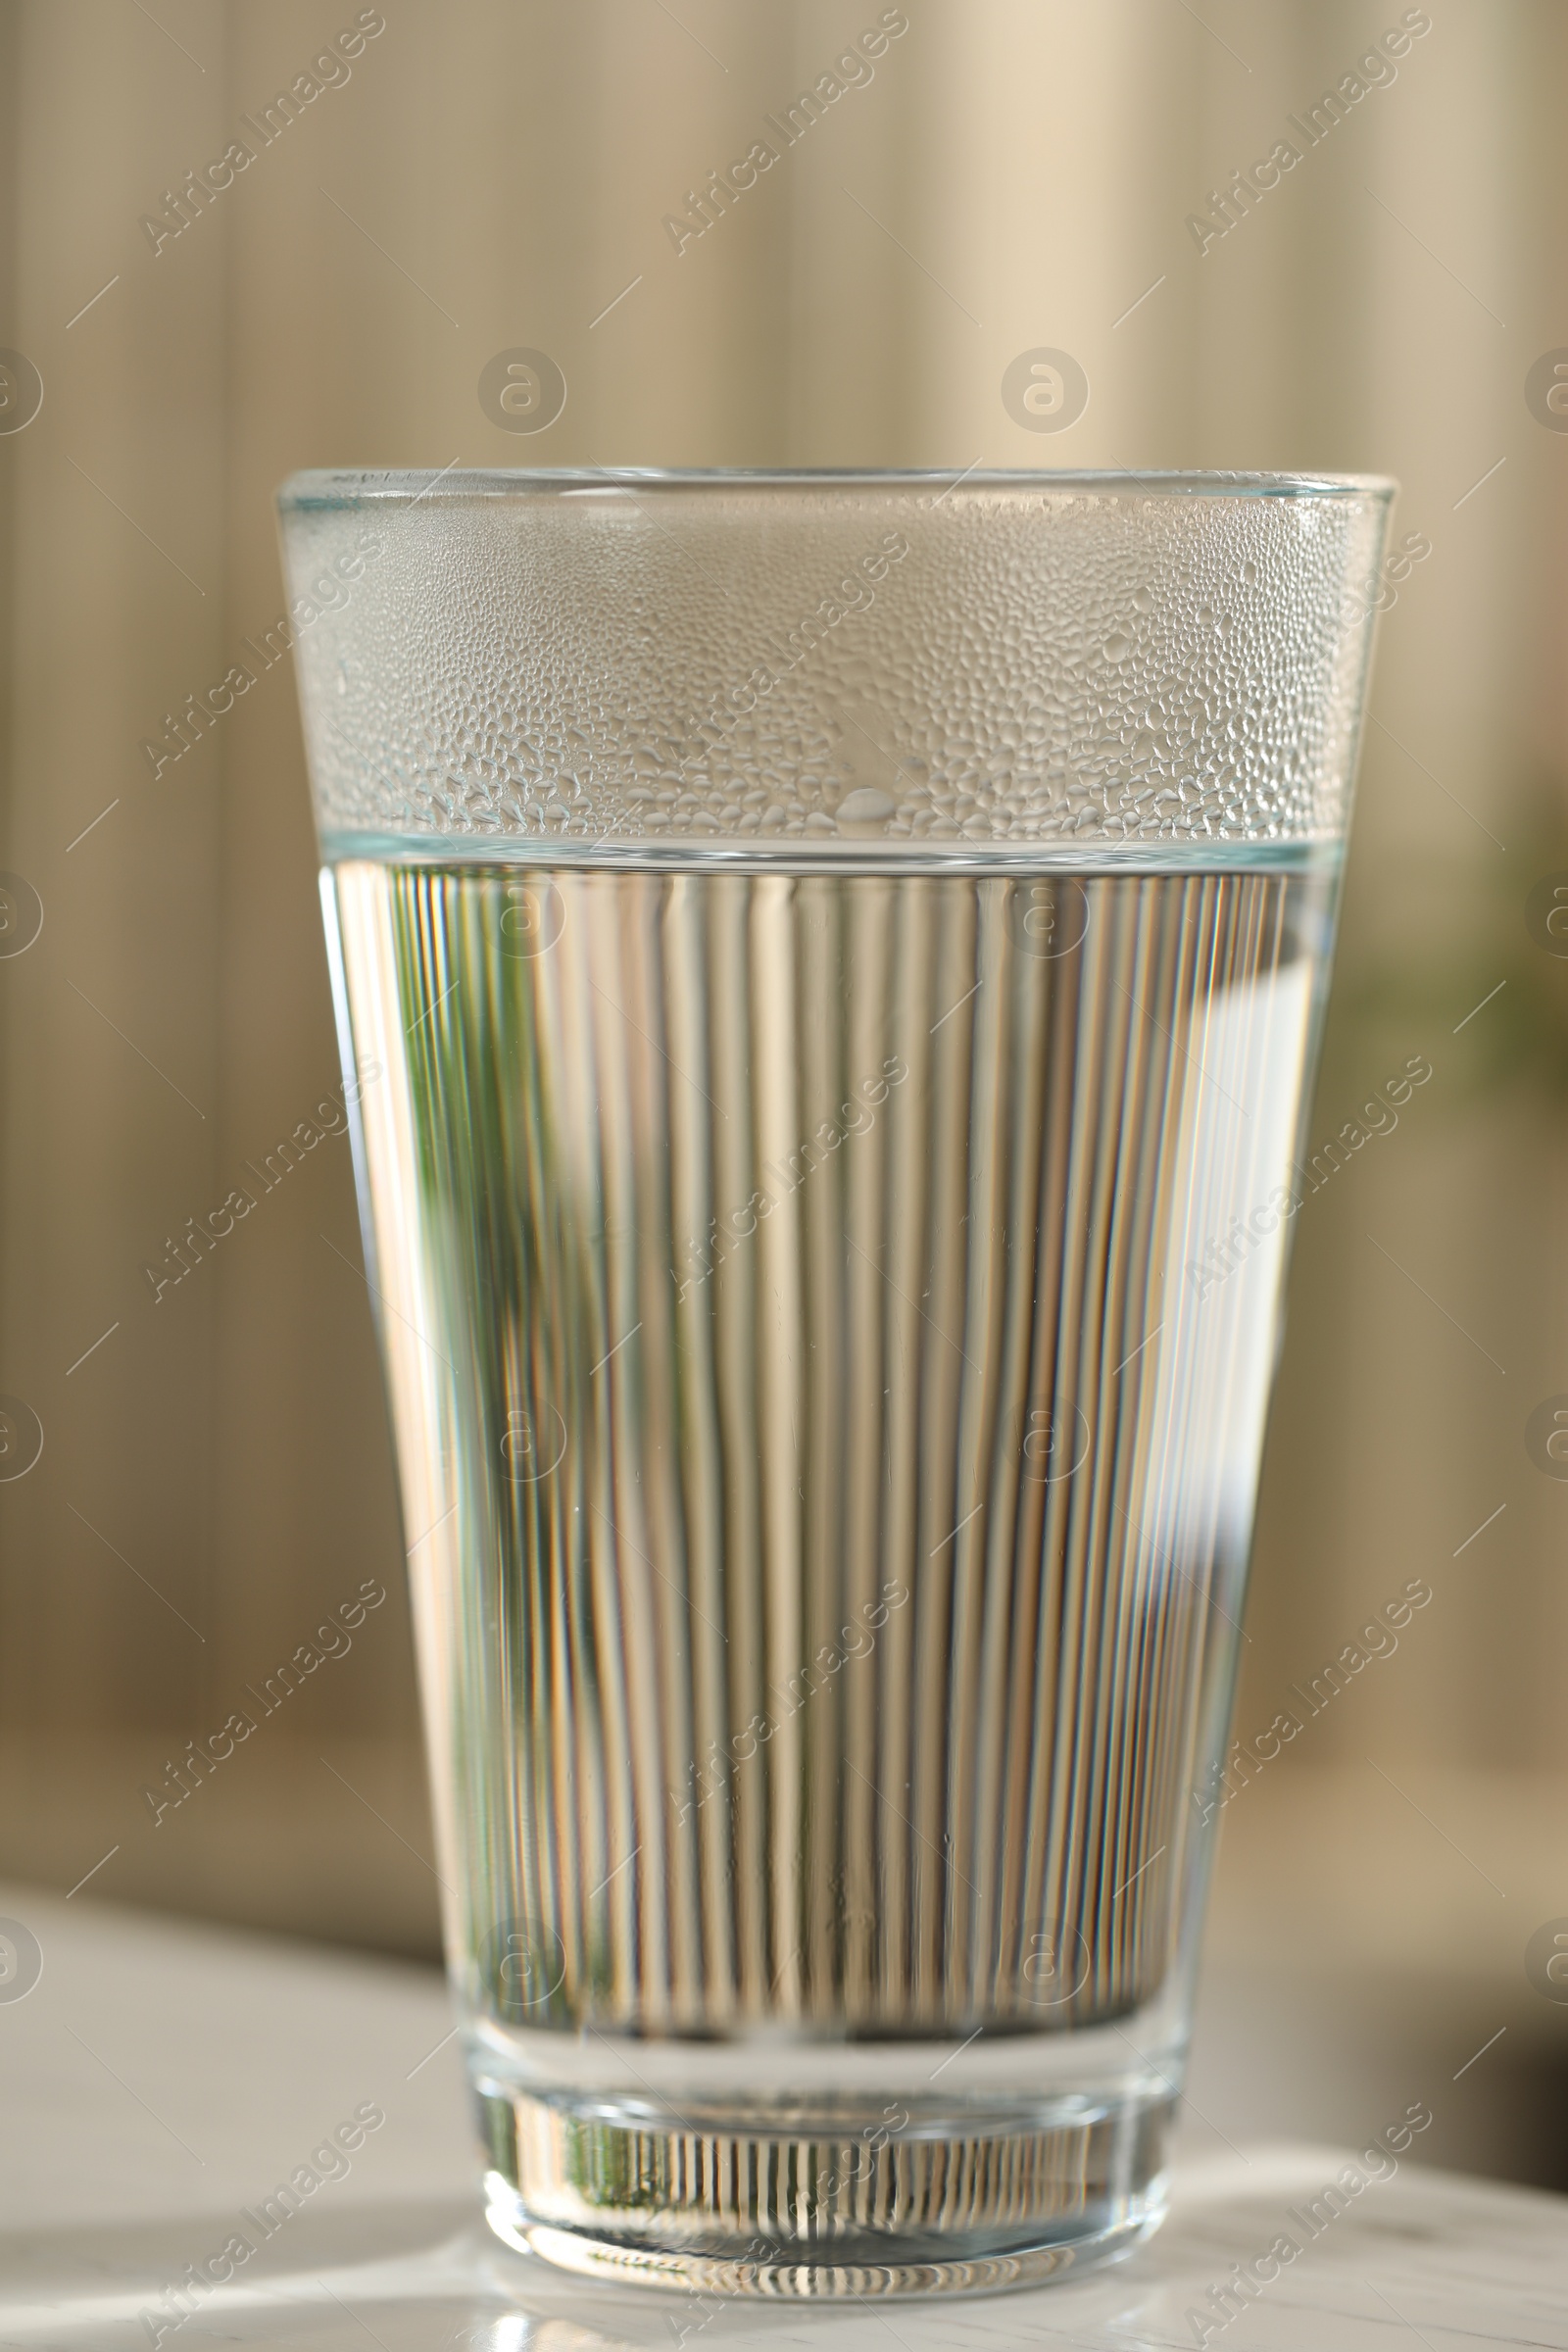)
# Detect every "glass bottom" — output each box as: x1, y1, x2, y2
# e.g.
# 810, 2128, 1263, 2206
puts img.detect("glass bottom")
477, 2083, 1173, 2298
